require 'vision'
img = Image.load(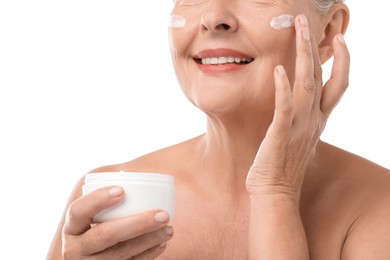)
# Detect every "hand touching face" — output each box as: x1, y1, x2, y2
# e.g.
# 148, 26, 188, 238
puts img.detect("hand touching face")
246, 14, 349, 197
